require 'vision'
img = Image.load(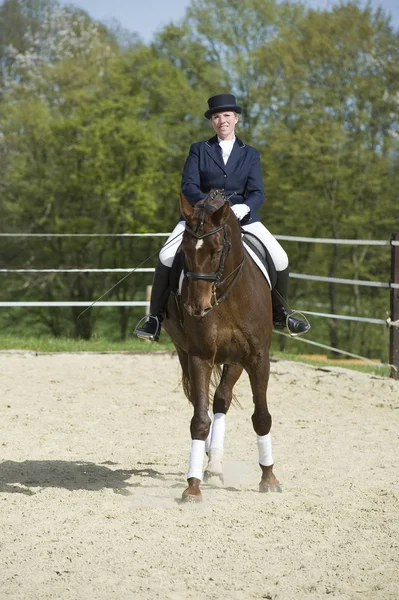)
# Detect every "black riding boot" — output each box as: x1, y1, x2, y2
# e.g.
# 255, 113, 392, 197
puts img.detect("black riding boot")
133, 260, 171, 342
272, 267, 311, 335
